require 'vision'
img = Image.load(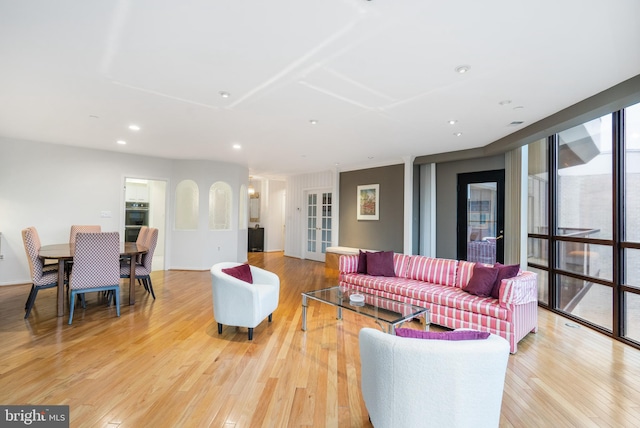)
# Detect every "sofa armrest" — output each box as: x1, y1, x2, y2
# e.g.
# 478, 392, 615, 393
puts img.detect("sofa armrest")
499, 270, 538, 307
339, 254, 359, 274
